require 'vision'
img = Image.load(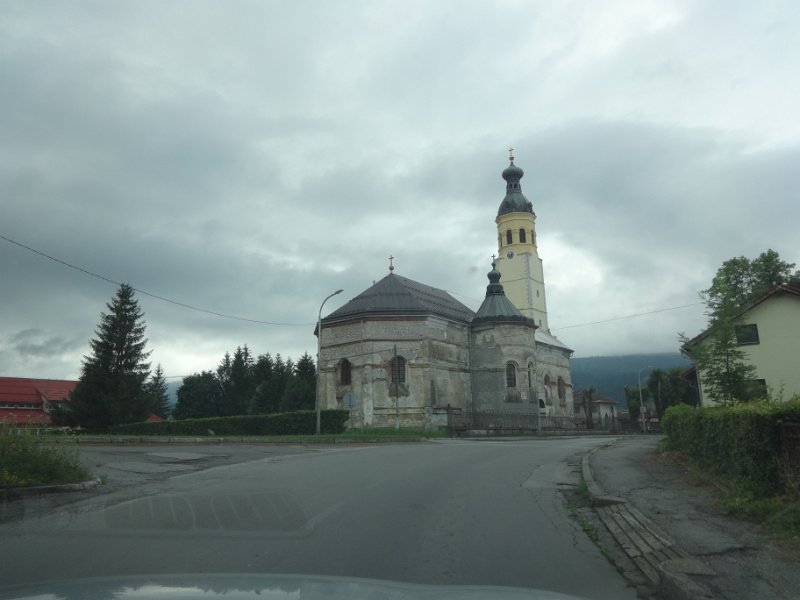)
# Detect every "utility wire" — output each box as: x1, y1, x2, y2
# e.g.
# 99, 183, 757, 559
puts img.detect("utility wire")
551, 302, 702, 331
0, 233, 313, 326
